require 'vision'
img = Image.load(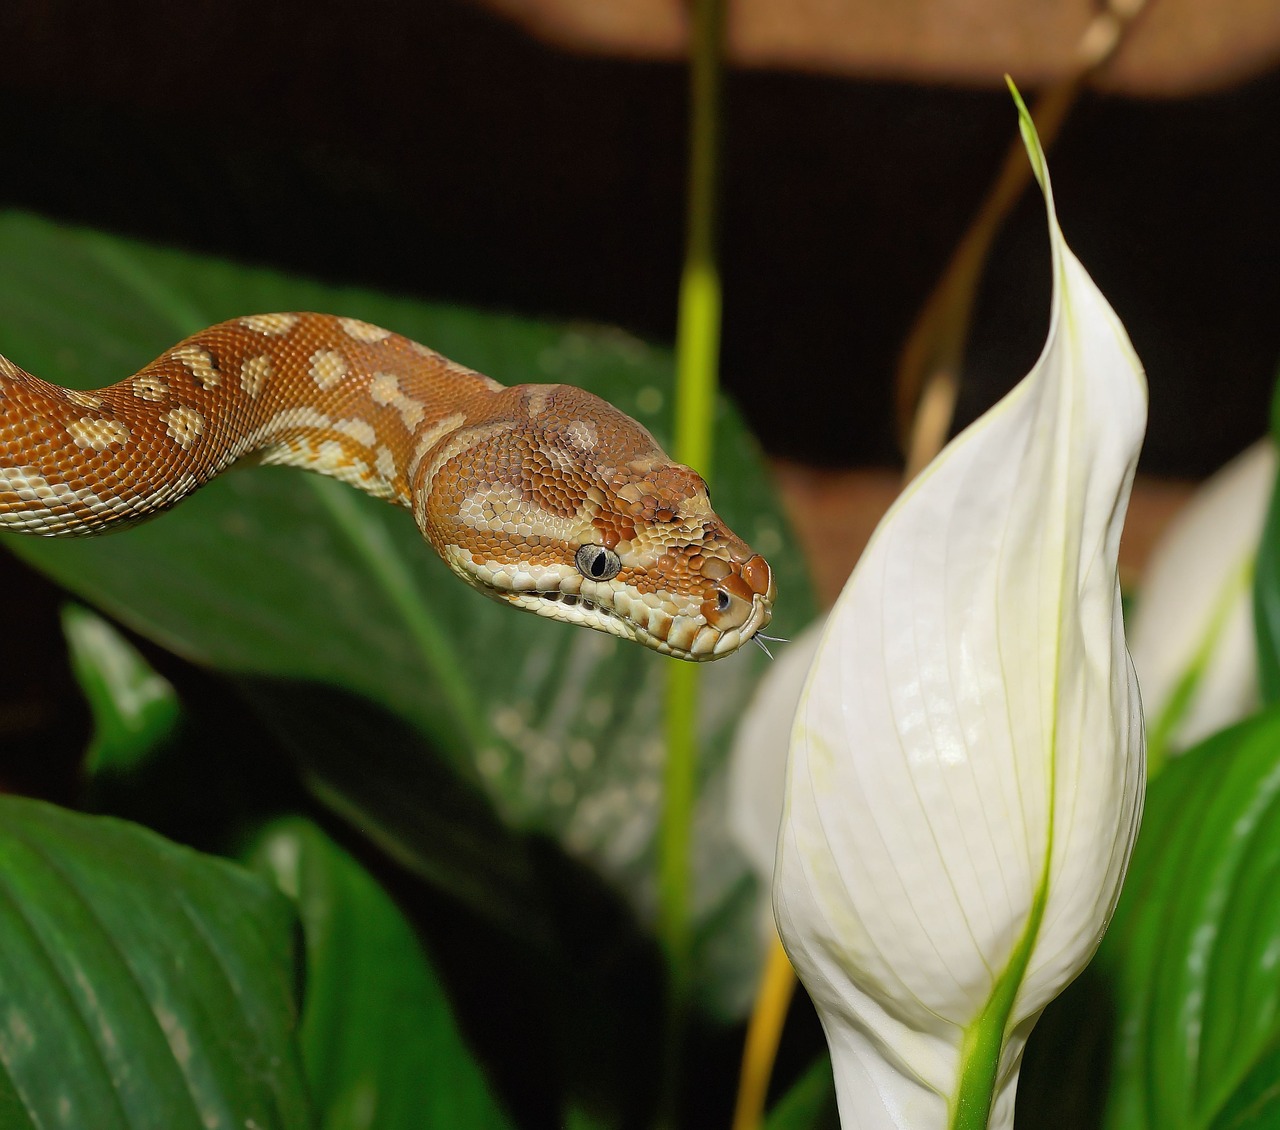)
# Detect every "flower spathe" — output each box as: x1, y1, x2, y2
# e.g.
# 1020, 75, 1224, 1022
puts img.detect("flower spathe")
729, 616, 825, 886
773, 88, 1147, 1129
1129, 439, 1273, 763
